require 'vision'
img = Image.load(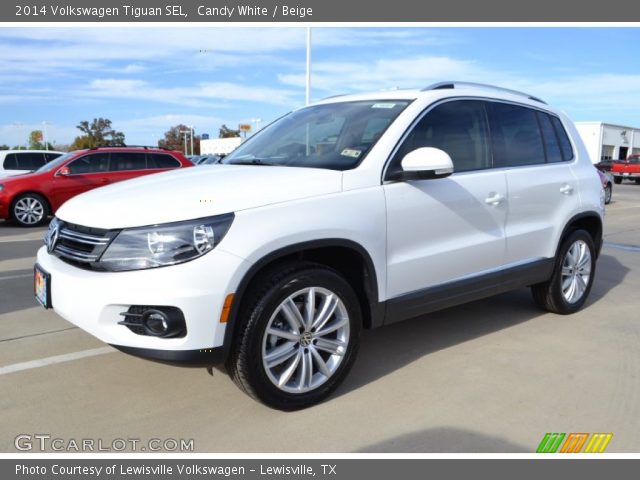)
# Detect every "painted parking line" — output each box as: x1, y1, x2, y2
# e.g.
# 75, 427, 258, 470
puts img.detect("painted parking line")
0, 346, 115, 376
0, 273, 32, 281
603, 242, 640, 253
